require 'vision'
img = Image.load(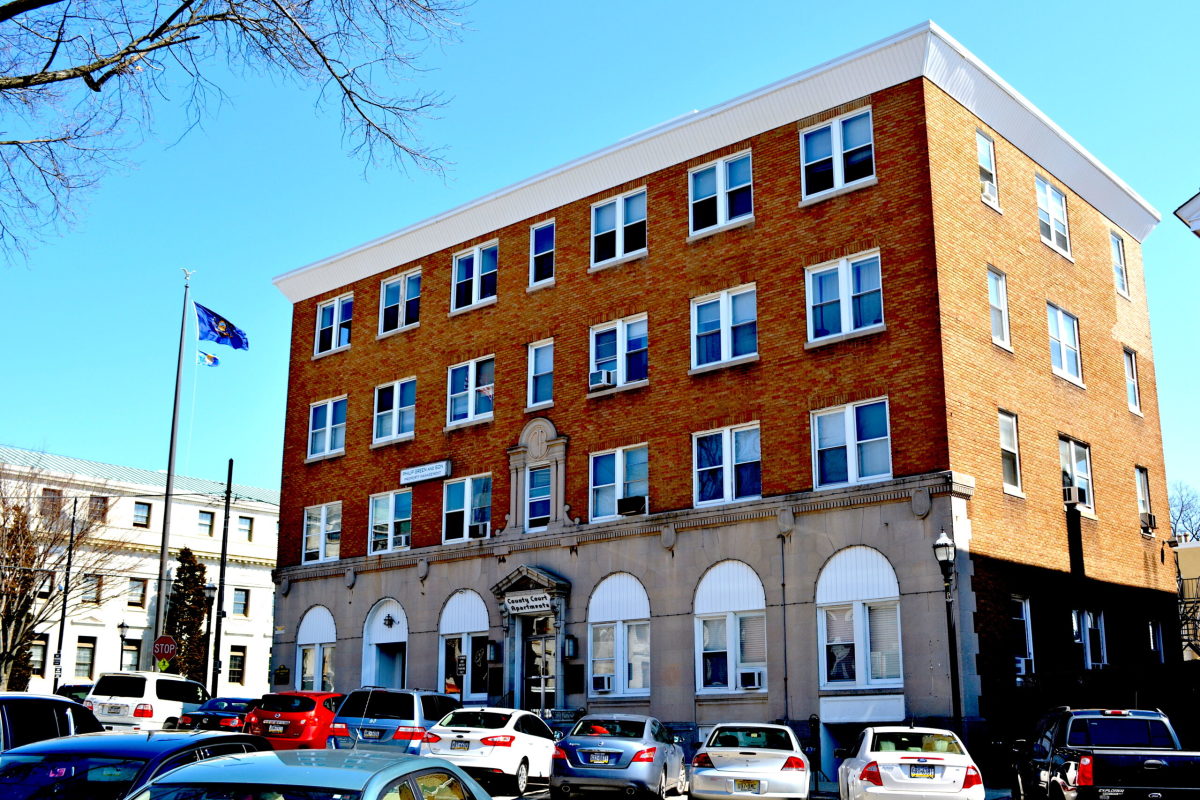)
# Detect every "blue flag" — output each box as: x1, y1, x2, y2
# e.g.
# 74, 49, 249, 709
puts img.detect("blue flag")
197, 351, 219, 367
195, 302, 249, 351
